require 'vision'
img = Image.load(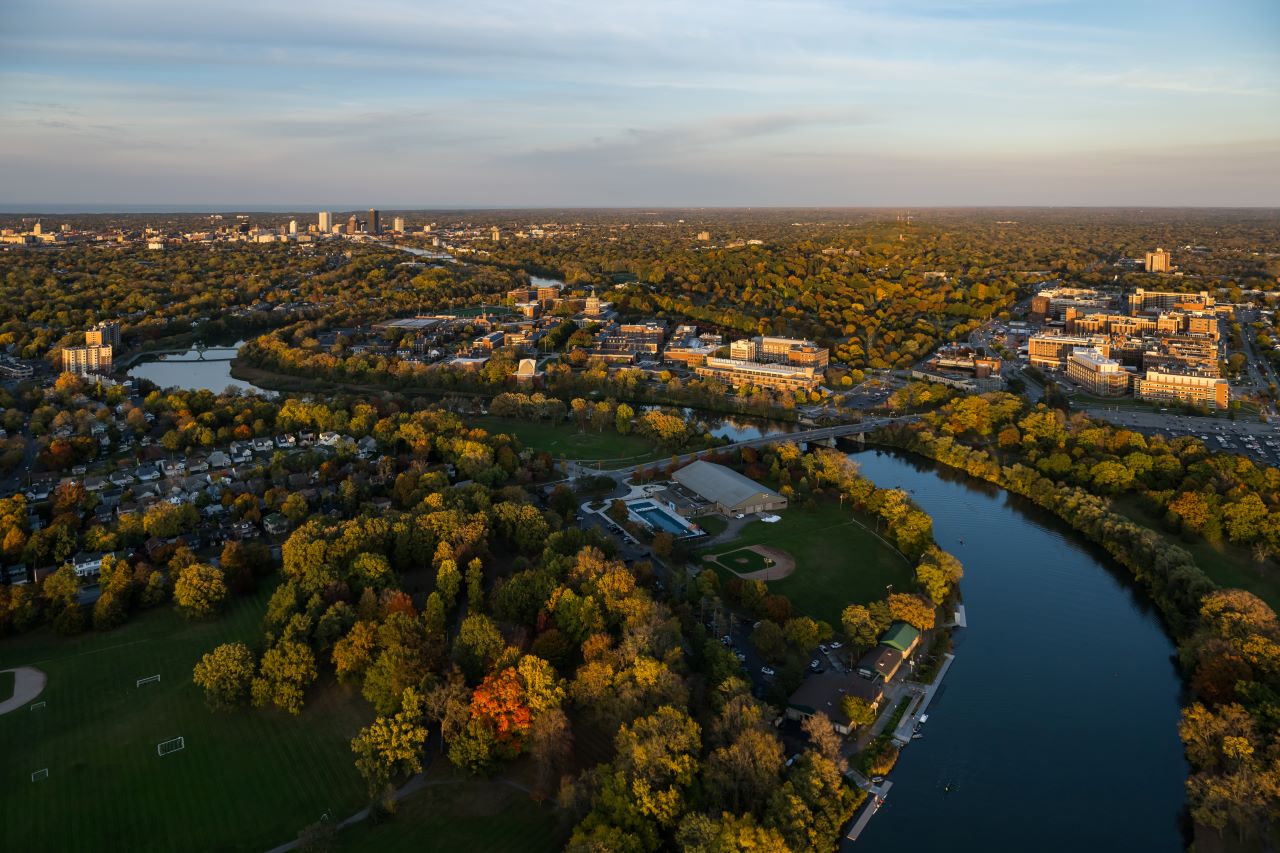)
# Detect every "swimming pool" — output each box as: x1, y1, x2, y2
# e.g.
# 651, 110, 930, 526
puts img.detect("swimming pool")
627, 500, 699, 537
